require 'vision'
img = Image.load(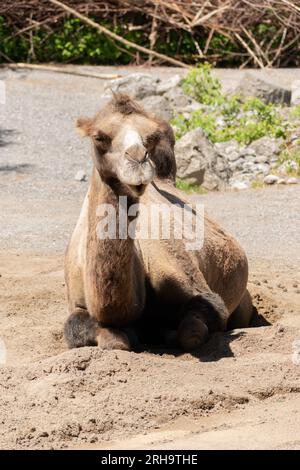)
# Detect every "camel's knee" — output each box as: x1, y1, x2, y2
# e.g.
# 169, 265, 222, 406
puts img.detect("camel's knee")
183, 292, 228, 332
64, 308, 98, 348
227, 289, 253, 329
178, 313, 209, 351
96, 328, 131, 351
177, 291, 228, 351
